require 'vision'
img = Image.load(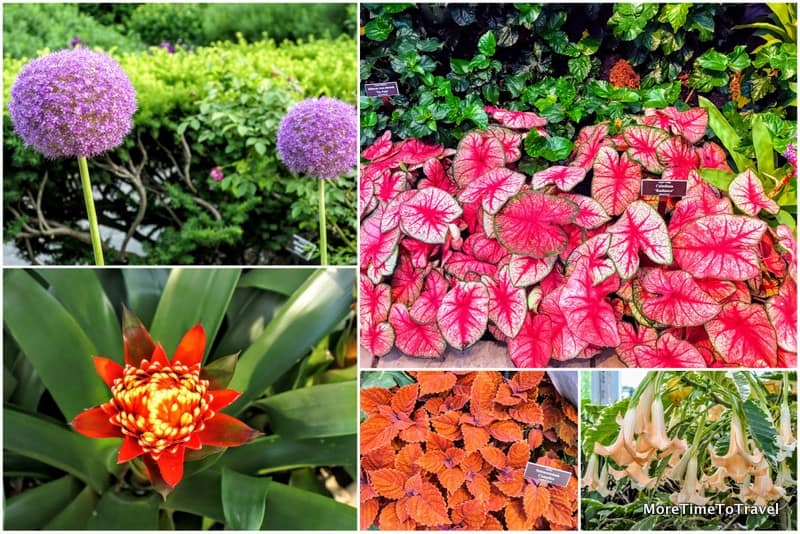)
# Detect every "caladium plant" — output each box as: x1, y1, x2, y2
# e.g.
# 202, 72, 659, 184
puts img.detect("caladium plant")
360, 104, 796, 368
